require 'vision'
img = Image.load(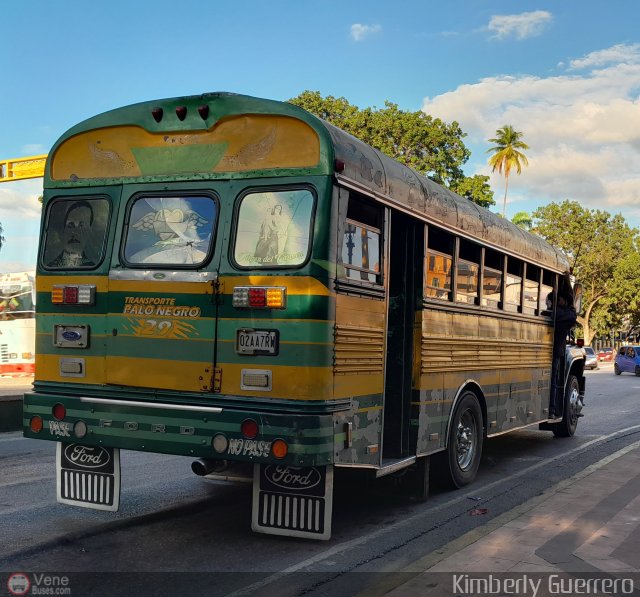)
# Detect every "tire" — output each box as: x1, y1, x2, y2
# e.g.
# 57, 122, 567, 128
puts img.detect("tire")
615, 363, 621, 375
635, 366, 640, 377
553, 374, 580, 438
439, 391, 484, 488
